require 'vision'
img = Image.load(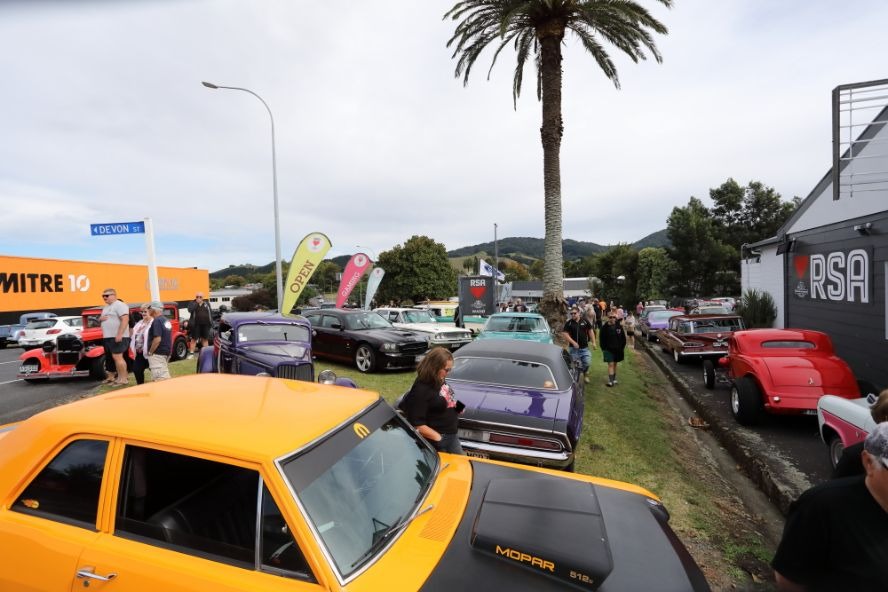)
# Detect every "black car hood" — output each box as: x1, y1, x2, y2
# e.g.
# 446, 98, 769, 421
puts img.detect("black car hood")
352, 328, 425, 343
419, 461, 710, 592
